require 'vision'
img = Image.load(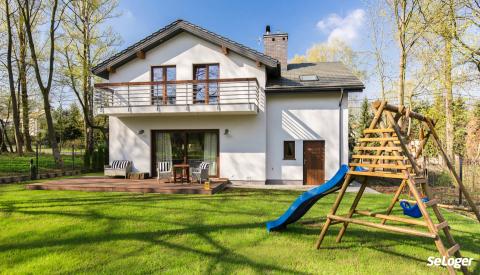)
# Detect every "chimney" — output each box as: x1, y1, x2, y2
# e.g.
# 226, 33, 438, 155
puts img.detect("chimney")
263, 25, 288, 71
